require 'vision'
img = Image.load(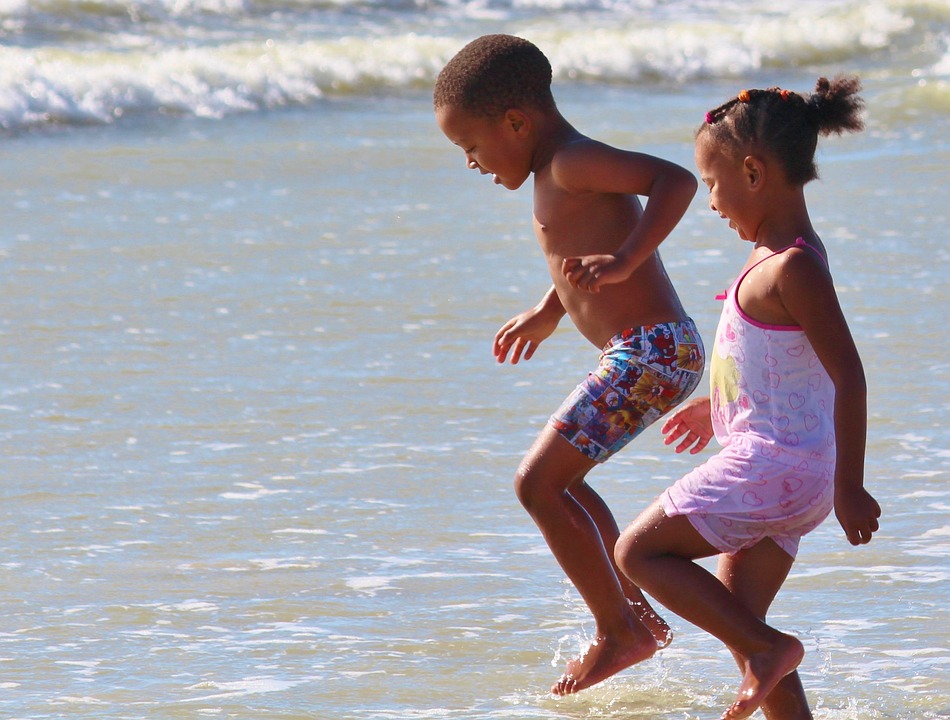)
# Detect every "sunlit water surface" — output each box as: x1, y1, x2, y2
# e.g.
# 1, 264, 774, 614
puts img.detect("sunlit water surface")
0, 78, 947, 720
